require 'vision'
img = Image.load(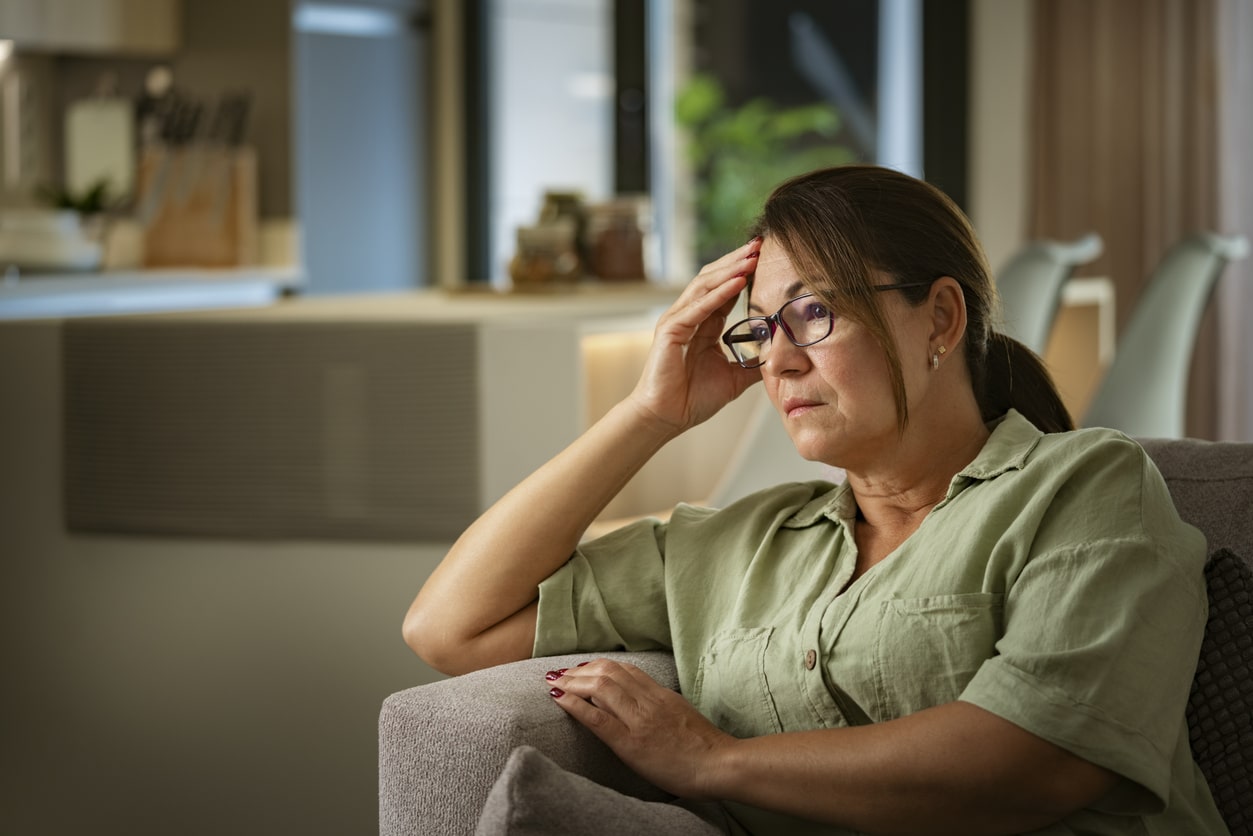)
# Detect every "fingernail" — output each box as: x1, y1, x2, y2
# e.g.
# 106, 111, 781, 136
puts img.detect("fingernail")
544, 669, 567, 681
549, 687, 565, 698
731, 271, 747, 279
576, 662, 590, 667
745, 251, 759, 258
